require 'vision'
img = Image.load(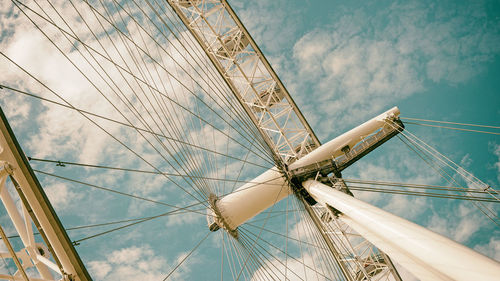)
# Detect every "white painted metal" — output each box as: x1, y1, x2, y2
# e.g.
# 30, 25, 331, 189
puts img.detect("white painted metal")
211, 107, 400, 230
289, 106, 400, 170
303, 179, 500, 281
0, 164, 53, 280
214, 167, 288, 230
168, 0, 320, 163
0, 108, 91, 281
0, 224, 29, 281
37, 255, 63, 276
